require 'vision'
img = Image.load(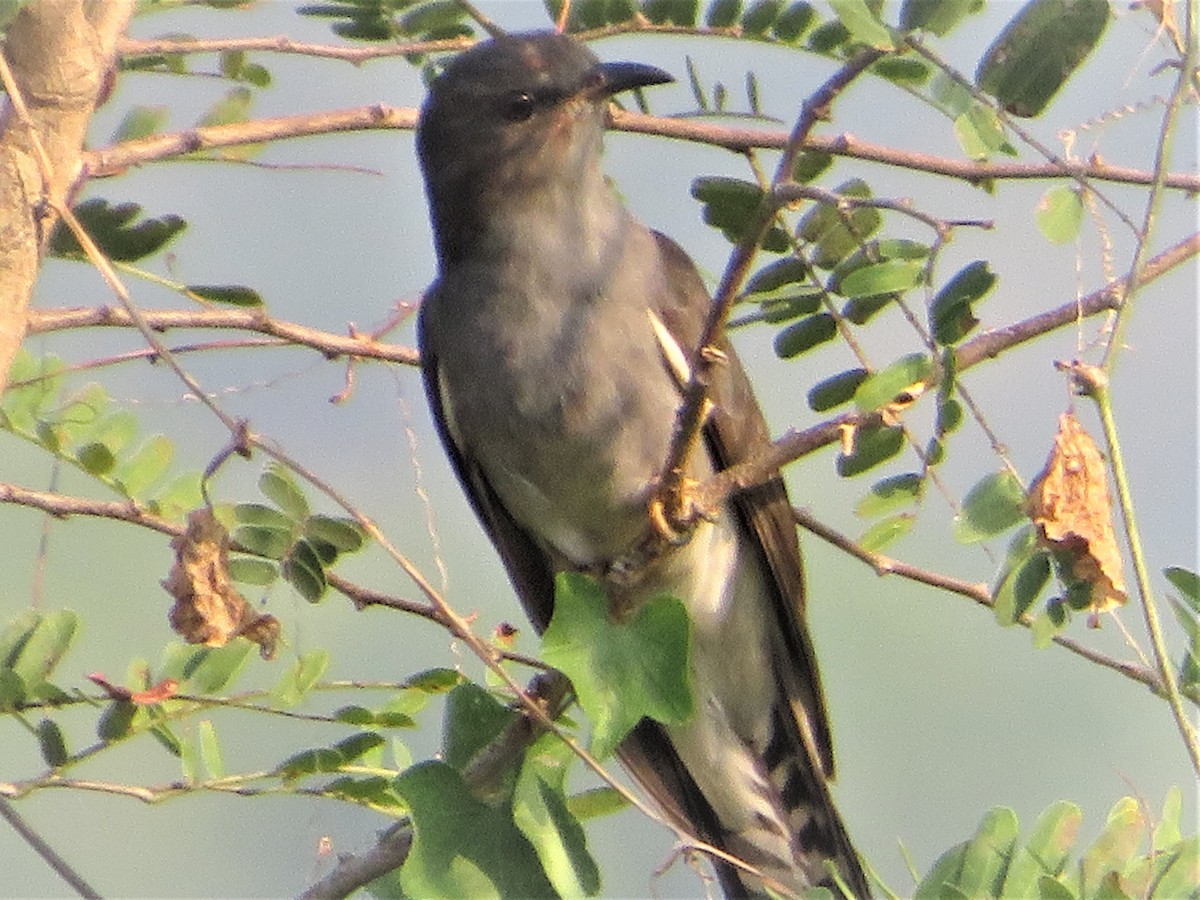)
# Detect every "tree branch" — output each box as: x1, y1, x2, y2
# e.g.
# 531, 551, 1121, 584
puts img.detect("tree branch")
117, 34, 471, 63
0, 0, 136, 393
792, 509, 1179, 703
78, 104, 1200, 192
26, 306, 420, 366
